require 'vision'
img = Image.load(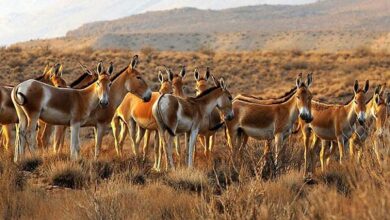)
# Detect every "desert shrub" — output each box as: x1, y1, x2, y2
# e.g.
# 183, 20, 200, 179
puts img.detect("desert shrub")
165, 168, 209, 192
48, 161, 85, 189
18, 156, 43, 172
